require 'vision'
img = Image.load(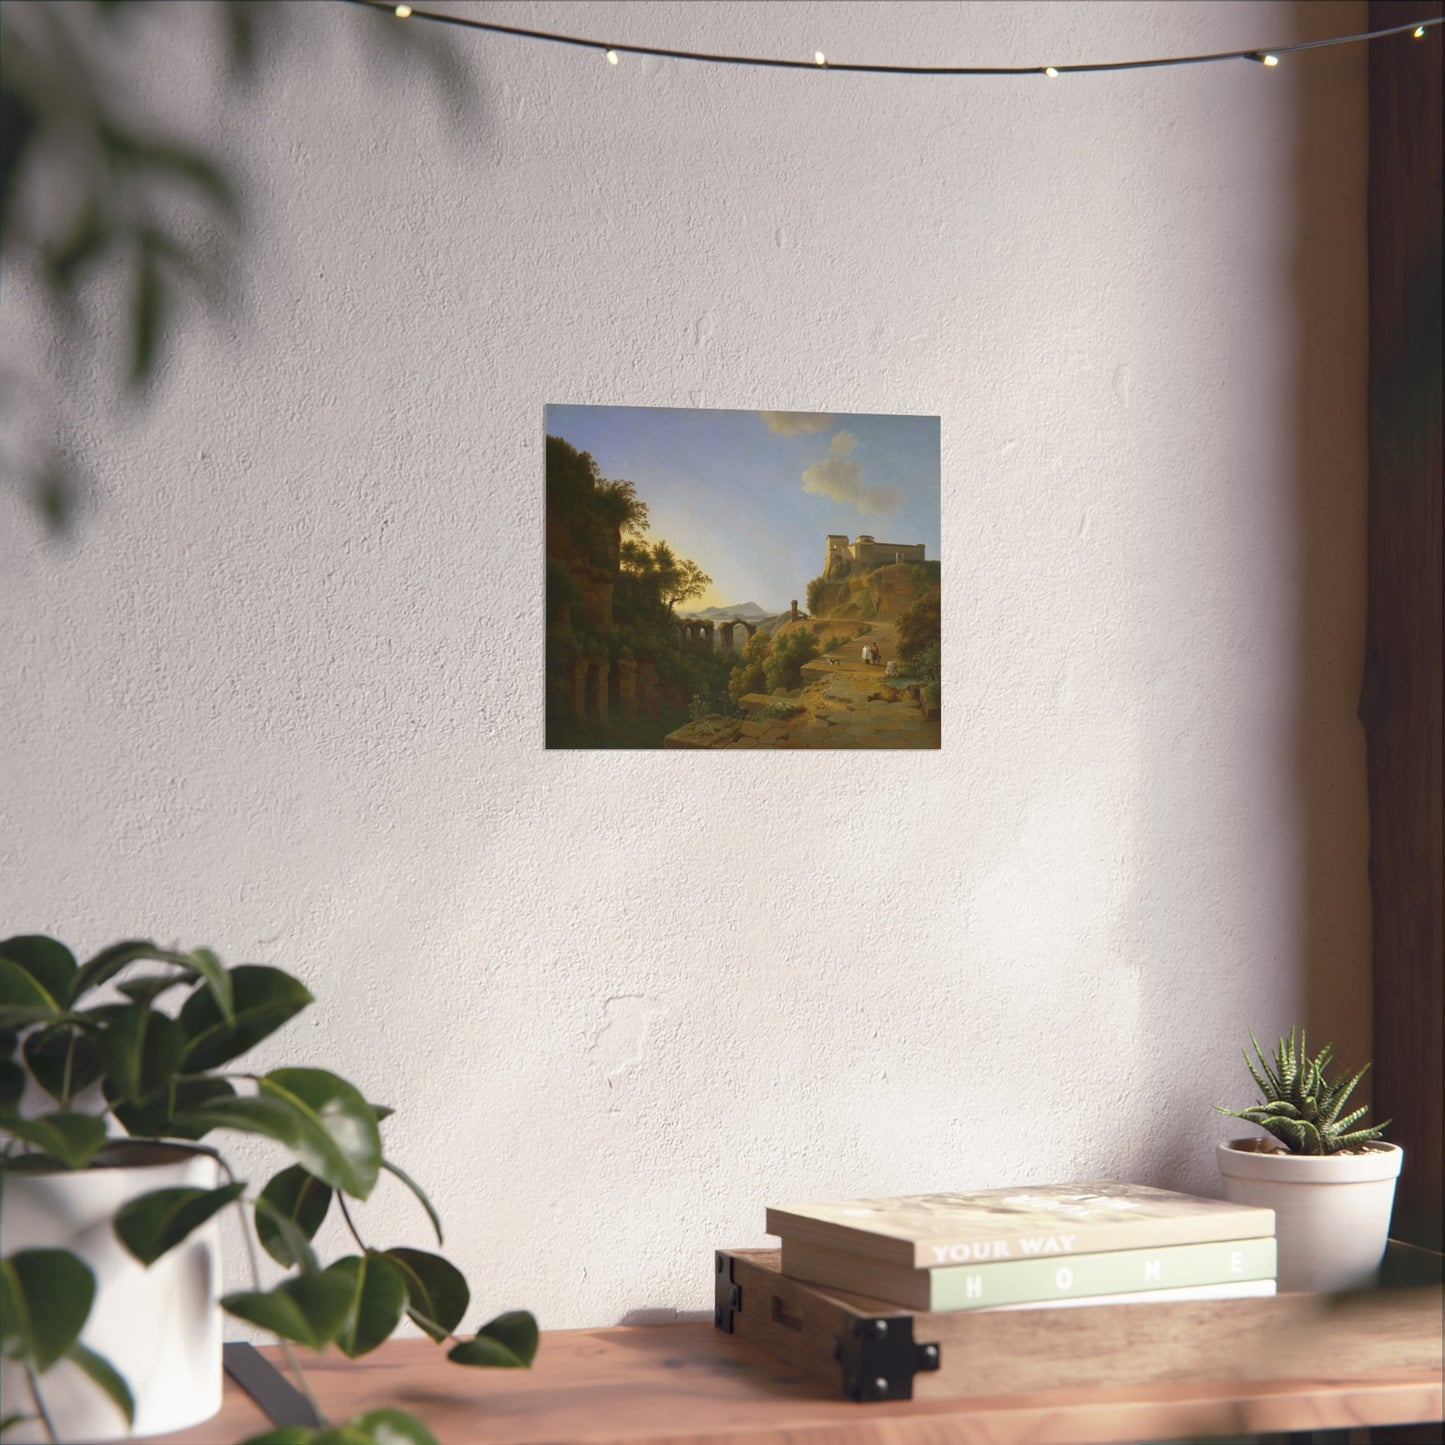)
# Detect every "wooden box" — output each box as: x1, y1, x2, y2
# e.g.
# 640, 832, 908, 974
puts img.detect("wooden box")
715, 1242, 1445, 1404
